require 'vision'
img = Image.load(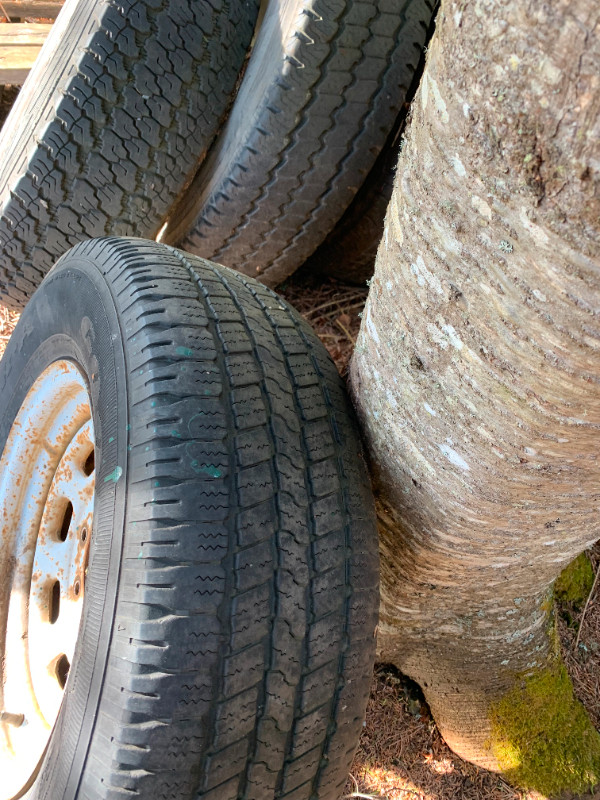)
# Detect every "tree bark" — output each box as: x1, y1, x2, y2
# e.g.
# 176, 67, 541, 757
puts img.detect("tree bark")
350, 0, 600, 789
